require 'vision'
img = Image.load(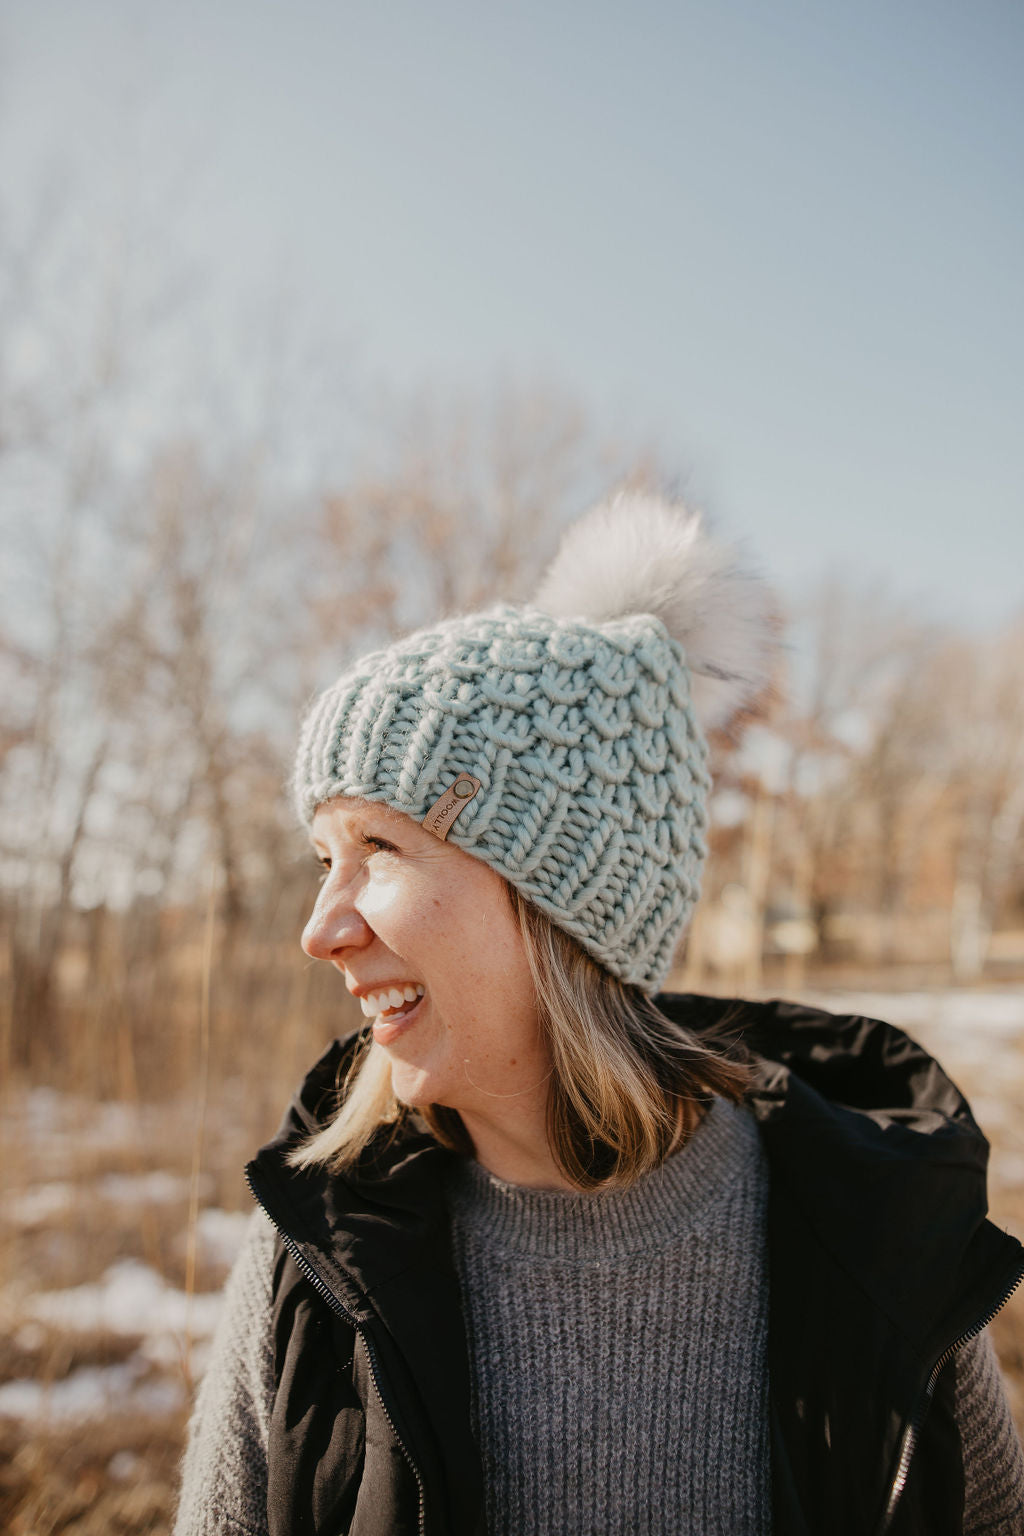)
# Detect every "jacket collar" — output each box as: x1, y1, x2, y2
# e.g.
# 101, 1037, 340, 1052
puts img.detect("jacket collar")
246, 1036, 483, 1532
249, 992, 1019, 1338
248, 1035, 454, 1314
